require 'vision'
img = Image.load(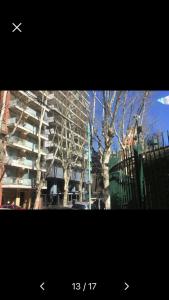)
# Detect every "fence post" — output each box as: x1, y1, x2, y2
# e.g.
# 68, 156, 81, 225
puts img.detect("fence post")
134, 142, 145, 208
